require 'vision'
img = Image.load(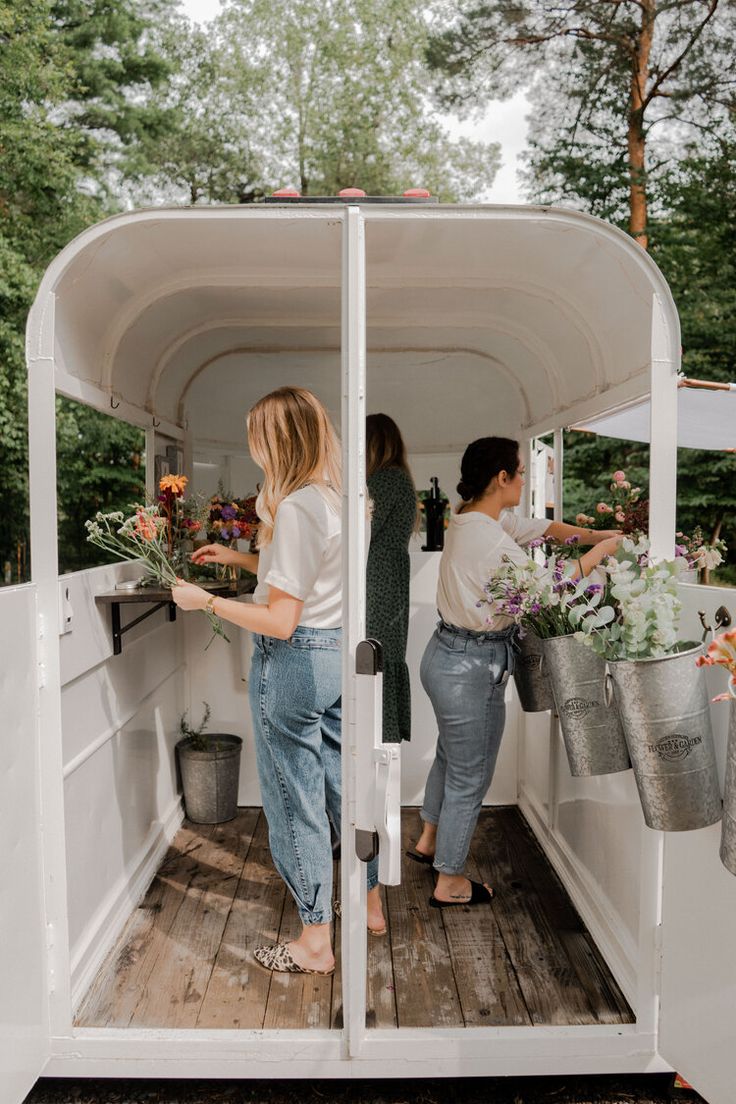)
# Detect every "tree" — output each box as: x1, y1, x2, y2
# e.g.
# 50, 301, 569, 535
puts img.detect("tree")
122, 20, 265, 205
214, 0, 500, 200
0, 0, 176, 581
427, 1, 736, 247
56, 399, 145, 574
